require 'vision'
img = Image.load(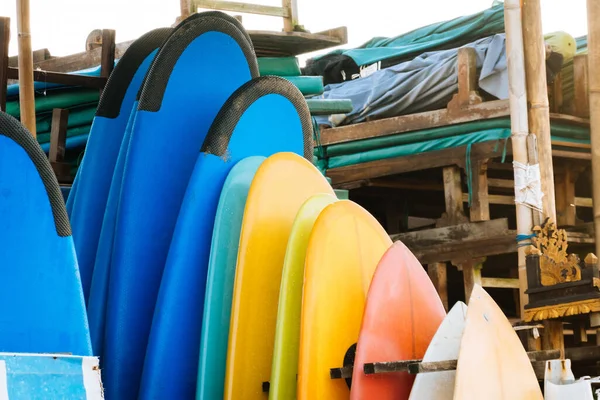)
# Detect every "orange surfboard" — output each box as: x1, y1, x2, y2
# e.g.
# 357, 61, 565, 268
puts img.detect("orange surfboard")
350, 241, 446, 399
